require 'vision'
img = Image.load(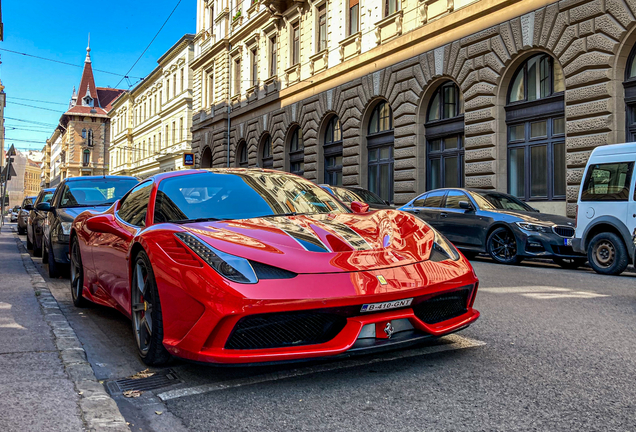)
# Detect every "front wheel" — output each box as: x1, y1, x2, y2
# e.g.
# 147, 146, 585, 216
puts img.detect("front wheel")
487, 227, 522, 265
553, 257, 587, 270
587, 232, 628, 276
70, 238, 89, 307
131, 251, 171, 366
47, 242, 59, 278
